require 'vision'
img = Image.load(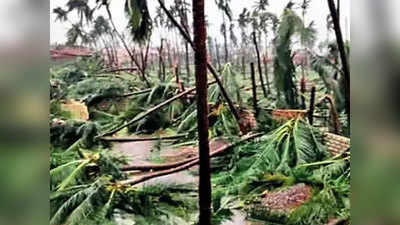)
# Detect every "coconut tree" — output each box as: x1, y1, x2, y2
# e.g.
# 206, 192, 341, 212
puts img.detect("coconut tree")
66, 0, 94, 26
53, 7, 69, 22
171, 0, 192, 83
327, 0, 350, 133
238, 8, 251, 80
258, 11, 278, 96
90, 16, 117, 67
273, 3, 303, 109
215, 0, 232, 63
66, 23, 86, 46
94, 0, 152, 86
